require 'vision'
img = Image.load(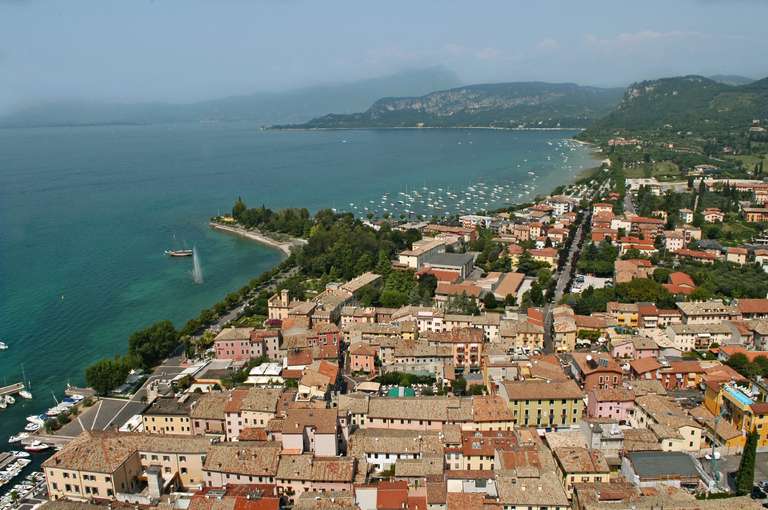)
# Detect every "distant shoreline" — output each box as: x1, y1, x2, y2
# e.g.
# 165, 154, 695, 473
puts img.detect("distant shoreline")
270, 125, 587, 133
209, 221, 305, 255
